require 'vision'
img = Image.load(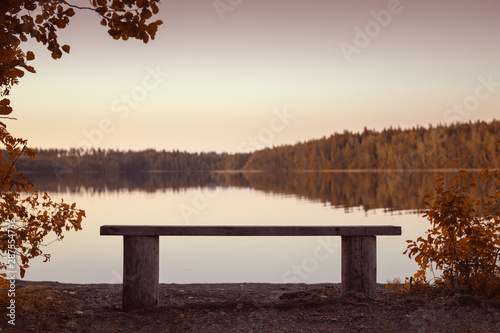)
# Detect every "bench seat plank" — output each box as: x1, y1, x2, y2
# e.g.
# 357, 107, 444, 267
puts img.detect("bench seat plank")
100, 225, 401, 236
